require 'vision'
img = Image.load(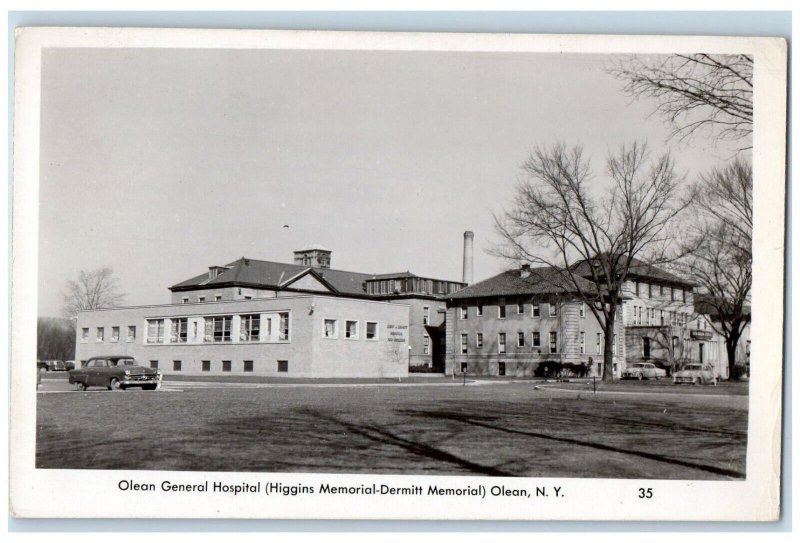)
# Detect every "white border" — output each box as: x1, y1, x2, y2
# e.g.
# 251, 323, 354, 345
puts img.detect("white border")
10, 27, 786, 521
